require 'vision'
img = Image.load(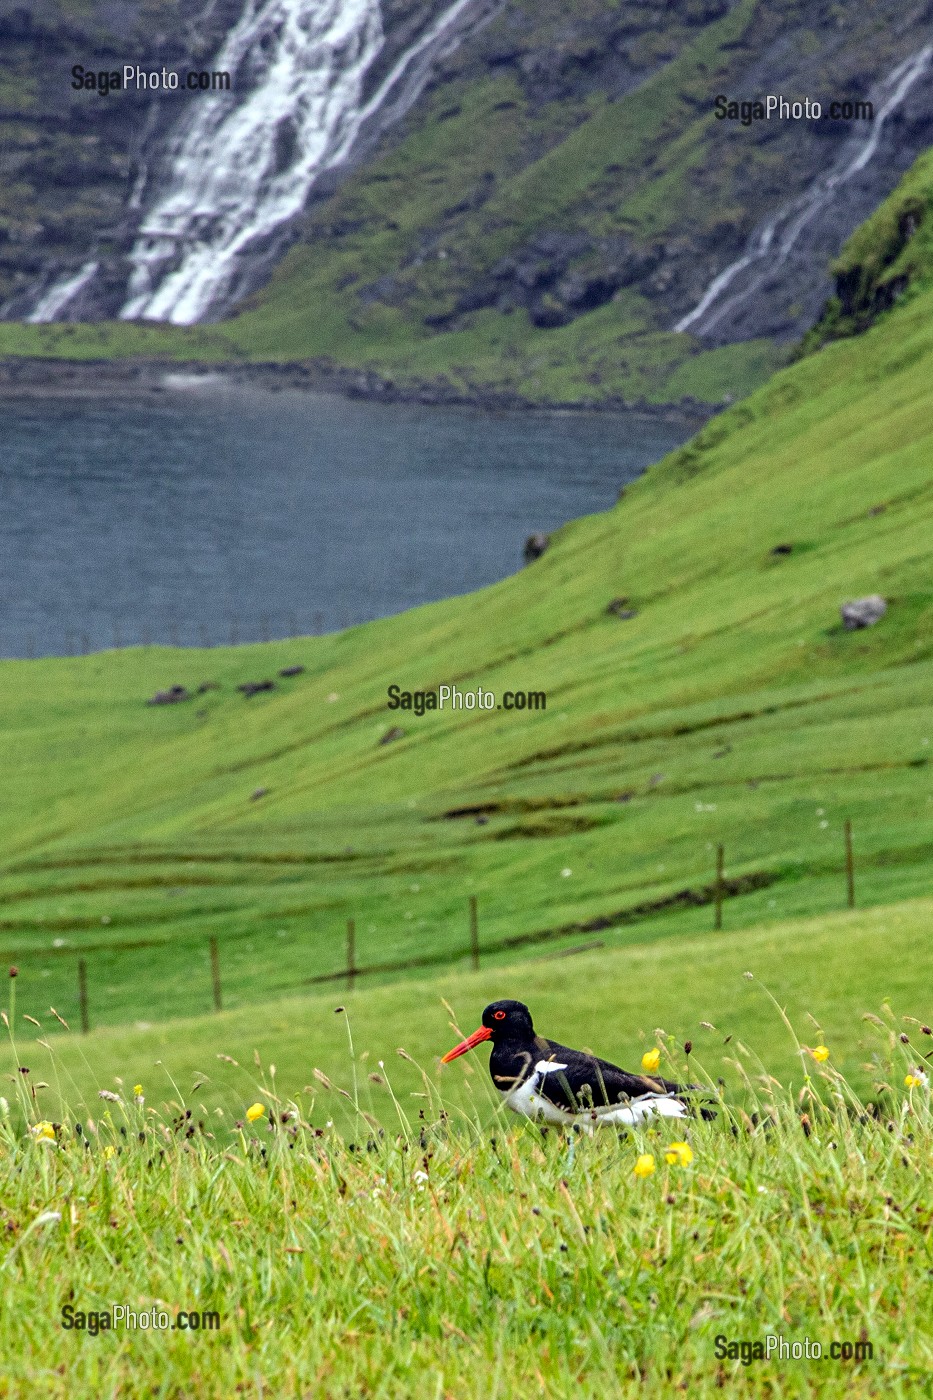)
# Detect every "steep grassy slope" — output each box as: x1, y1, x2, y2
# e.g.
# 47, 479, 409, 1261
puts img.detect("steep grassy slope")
801, 147, 933, 352
1, 154, 932, 1034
